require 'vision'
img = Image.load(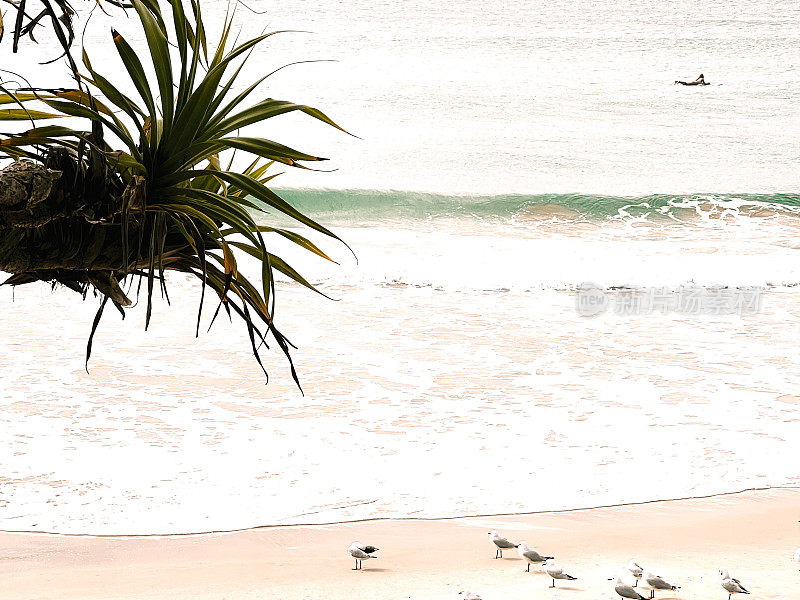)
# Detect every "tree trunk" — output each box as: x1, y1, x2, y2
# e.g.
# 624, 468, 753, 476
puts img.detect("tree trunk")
0, 158, 137, 306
